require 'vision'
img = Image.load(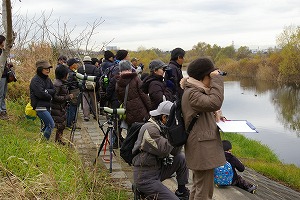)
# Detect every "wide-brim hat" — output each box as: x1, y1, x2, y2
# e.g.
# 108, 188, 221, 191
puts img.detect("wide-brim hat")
83, 56, 92, 62
36, 60, 53, 69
